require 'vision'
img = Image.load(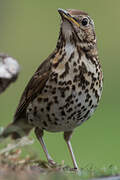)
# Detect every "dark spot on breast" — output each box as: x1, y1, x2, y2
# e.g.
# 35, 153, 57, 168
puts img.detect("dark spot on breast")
77, 116, 84, 121
83, 107, 87, 112
68, 52, 74, 62
72, 85, 76, 90
37, 97, 42, 102
59, 49, 62, 55
54, 122, 58, 125
29, 119, 33, 122
96, 81, 98, 86
77, 110, 82, 118
55, 118, 59, 121
85, 89, 89, 93
64, 102, 69, 109
43, 121, 48, 127
88, 71, 91, 76
73, 75, 78, 83
59, 106, 63, 110
79, 91, 82, 96
75, 99, 78, 102
51, 87, 56, 94
46, 106, 50, 111
58, 87, 66, 97
93, 88, 95, 93
67, 107, 73, 113
85, 80, 90, 86
54, 96, 59, 104
52, 113, 55, 116
70, 100, 74, 104
81, 62, 87, 73
46, 102, 52, 111
95, 90, 99, 102
73, 68, 78, 73
58, 81, 65, 86
65, 86, 70, 91
61, 91, 65, 98
60, 62, 70, 79
47, 114, 51, 122
44, 98, 49, 102
89, 99, 92, 106
41, 108, 44, 112
72, 110, 76, 115
67, 115, 72, 120
83, 110, 90, 119
78, 82, 81, 87
49, 72, 58, 83
90, 83, 94, 89
51, 53, 56, 59
81, 106, 85, 110
53, 96, 57, 100
44, 89, 48, 93
93, 77, 97, 81
91, 105, 94, 108
76, 45, 82, 59
78, 102, 81, 107
65, 94, 72, 102
77, 58, 80, 64
33, 106, 37, 116
73, 62, 77, 66
61, 110, 66, 116
67, 80, 72, 85
85, 93, 91, 102
82, 85, 86, 90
